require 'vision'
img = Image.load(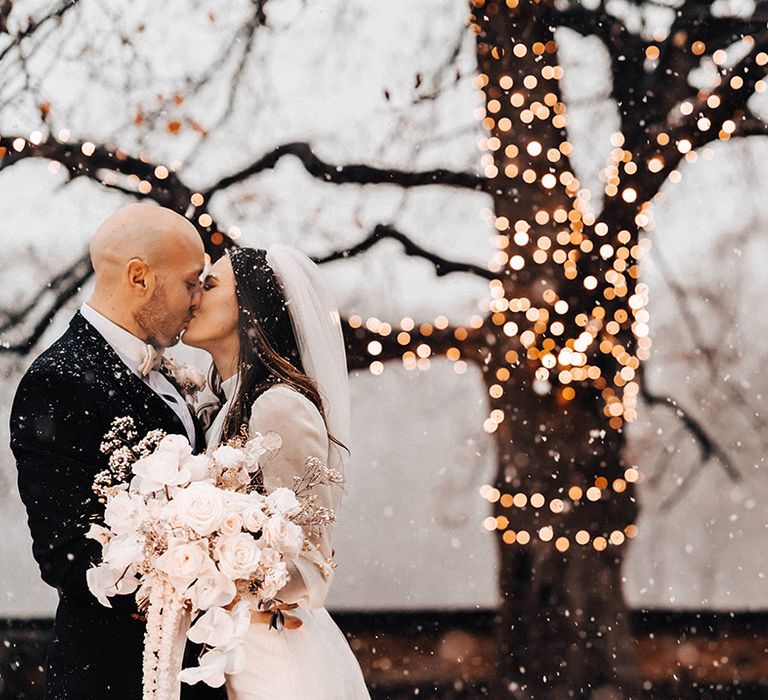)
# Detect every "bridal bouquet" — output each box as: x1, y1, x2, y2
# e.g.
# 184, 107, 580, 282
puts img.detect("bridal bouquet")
86, 416, 340, 699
